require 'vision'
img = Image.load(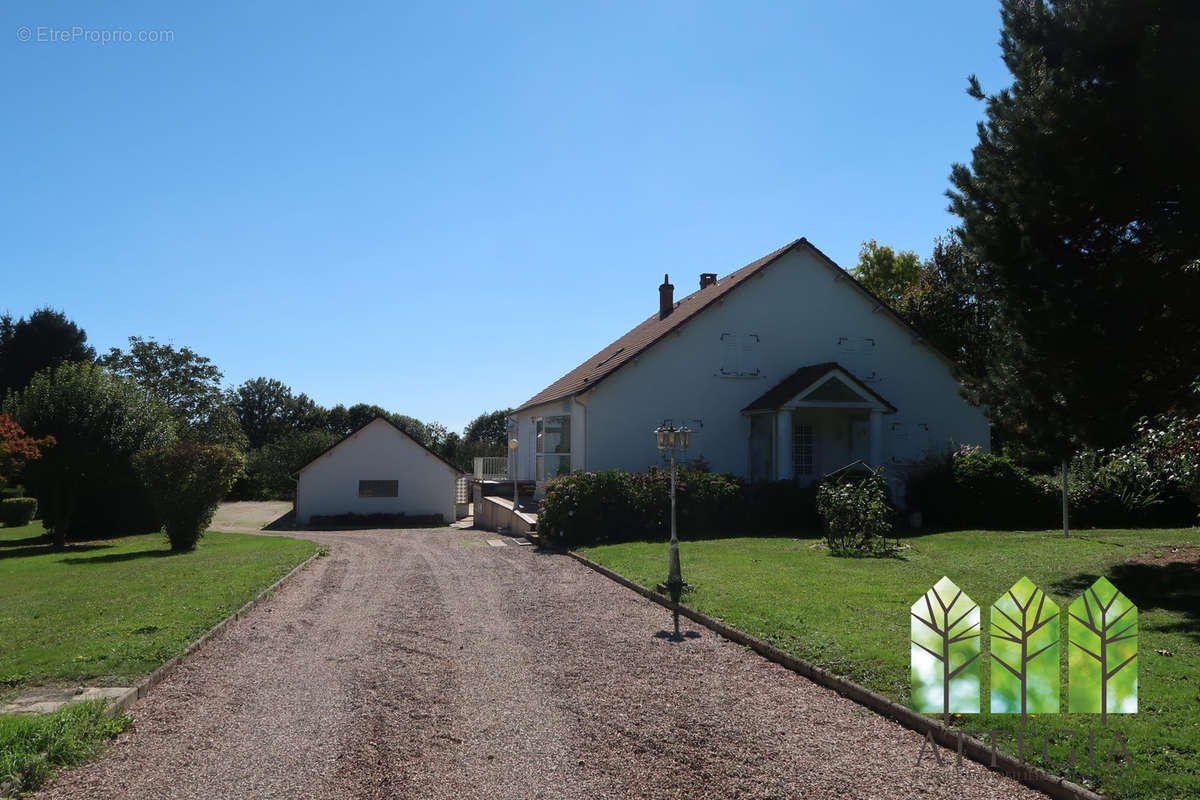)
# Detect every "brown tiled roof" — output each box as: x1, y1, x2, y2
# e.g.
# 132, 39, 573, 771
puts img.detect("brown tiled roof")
515, 237, 947, 412
740, 362, 897, 414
